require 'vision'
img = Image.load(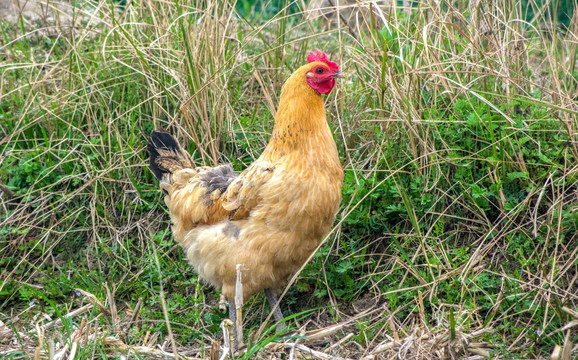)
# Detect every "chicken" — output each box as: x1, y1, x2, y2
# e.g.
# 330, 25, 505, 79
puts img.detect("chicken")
148, 50, 344, 334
